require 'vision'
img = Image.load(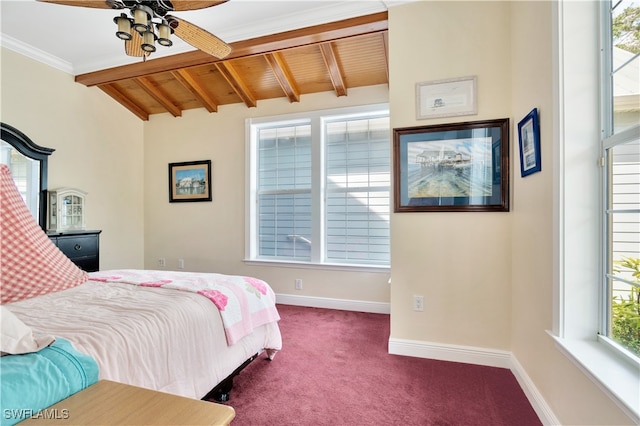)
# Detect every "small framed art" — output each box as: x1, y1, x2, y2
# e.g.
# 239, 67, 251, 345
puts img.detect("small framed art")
517, 108, 541, 177
416, 76, 477, 120
393, 118, 510, 212
168, 160, 212, 203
